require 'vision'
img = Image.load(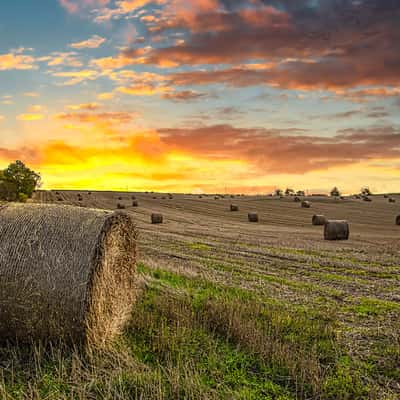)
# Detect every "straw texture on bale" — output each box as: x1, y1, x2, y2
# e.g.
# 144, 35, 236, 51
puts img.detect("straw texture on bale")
312, 215, 326, 226
151, 213, 163, 224
0, 203, 137, 346
301, 201, 311, 208
324, 220, 349, 240
396, 215, 400, 226
230, 204, 239, 212
248, 212, 259, 222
